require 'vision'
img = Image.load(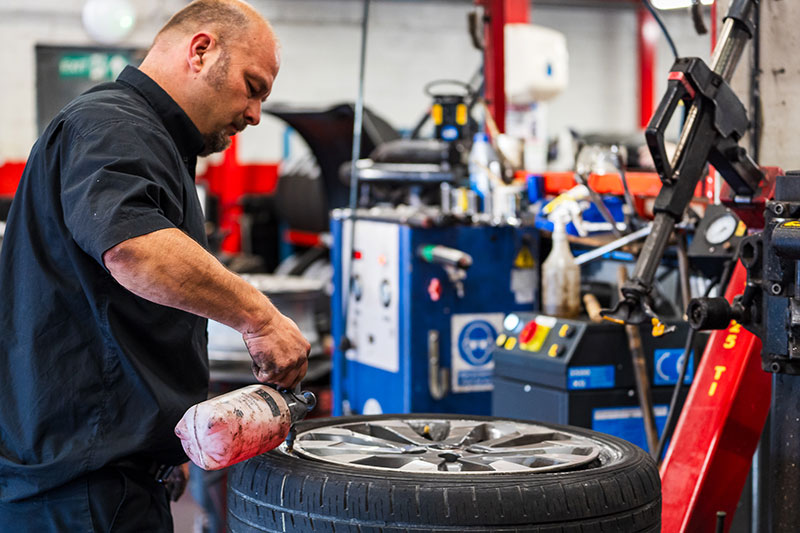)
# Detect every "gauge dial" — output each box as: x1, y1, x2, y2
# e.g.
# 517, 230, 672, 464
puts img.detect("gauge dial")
705, 213, 738, 245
